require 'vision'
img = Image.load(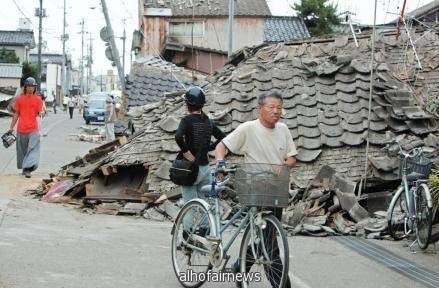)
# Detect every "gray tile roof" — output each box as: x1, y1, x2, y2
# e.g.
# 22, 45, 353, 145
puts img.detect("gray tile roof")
264, 17, 310, 42
29, 53, 64, 65
144, 0, 271, 16
125, 57, 204, 116
0, 30, 35, 47
106, 31, 438, 193
0, 63, 22, 78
